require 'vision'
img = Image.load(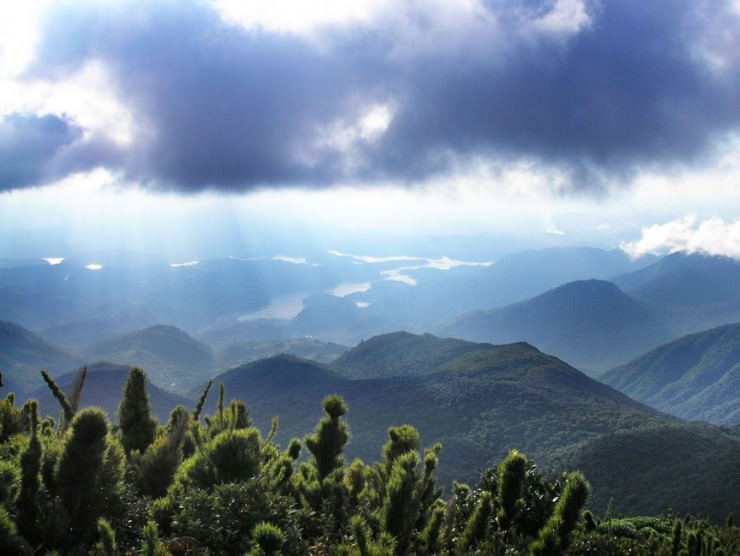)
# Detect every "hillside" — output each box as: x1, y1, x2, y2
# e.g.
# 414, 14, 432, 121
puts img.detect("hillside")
0, 320, 80, 397
602, 322, 740, 425
331, 331, 491, 378
193, 333, 740, 517
31, 362, 193, 422
82, 324, 215, 392
38, 309, 156, 350
441, 280, 675, 373
557, 423, 740, 522
200, 335, 668, 489
613, 252, 740, 334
